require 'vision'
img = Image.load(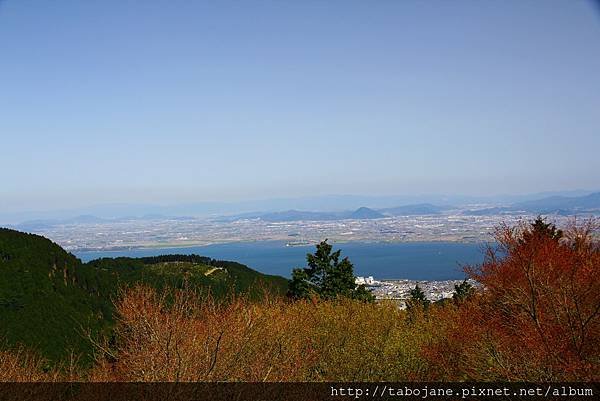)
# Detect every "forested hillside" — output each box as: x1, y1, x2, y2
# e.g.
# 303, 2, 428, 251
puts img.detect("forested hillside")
0, 228, 287, 364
